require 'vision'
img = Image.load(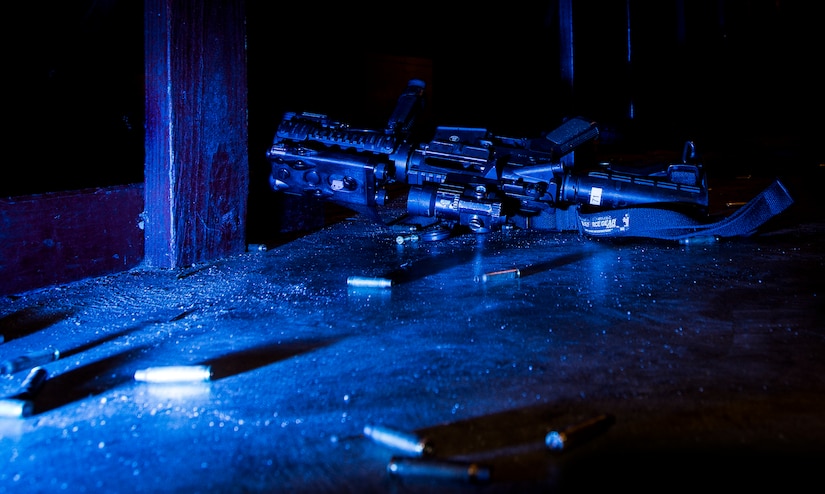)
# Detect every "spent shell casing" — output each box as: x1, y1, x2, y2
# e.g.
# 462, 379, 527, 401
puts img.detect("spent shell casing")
0, 367, 49, 419
0, 399, 33, 419
347, 276, 392, 288
134, 365, 212, 383
390, 224, 420, 233
545, 413, 616, 452
395, 234, 419, 245
246, 243, 268, 252
363, 424, 433, 457
0, 347, 60, 375
387, 457, 491, 483
475, 268, 520, 283
678, 235, 718, 245
16, 366, 48, 400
